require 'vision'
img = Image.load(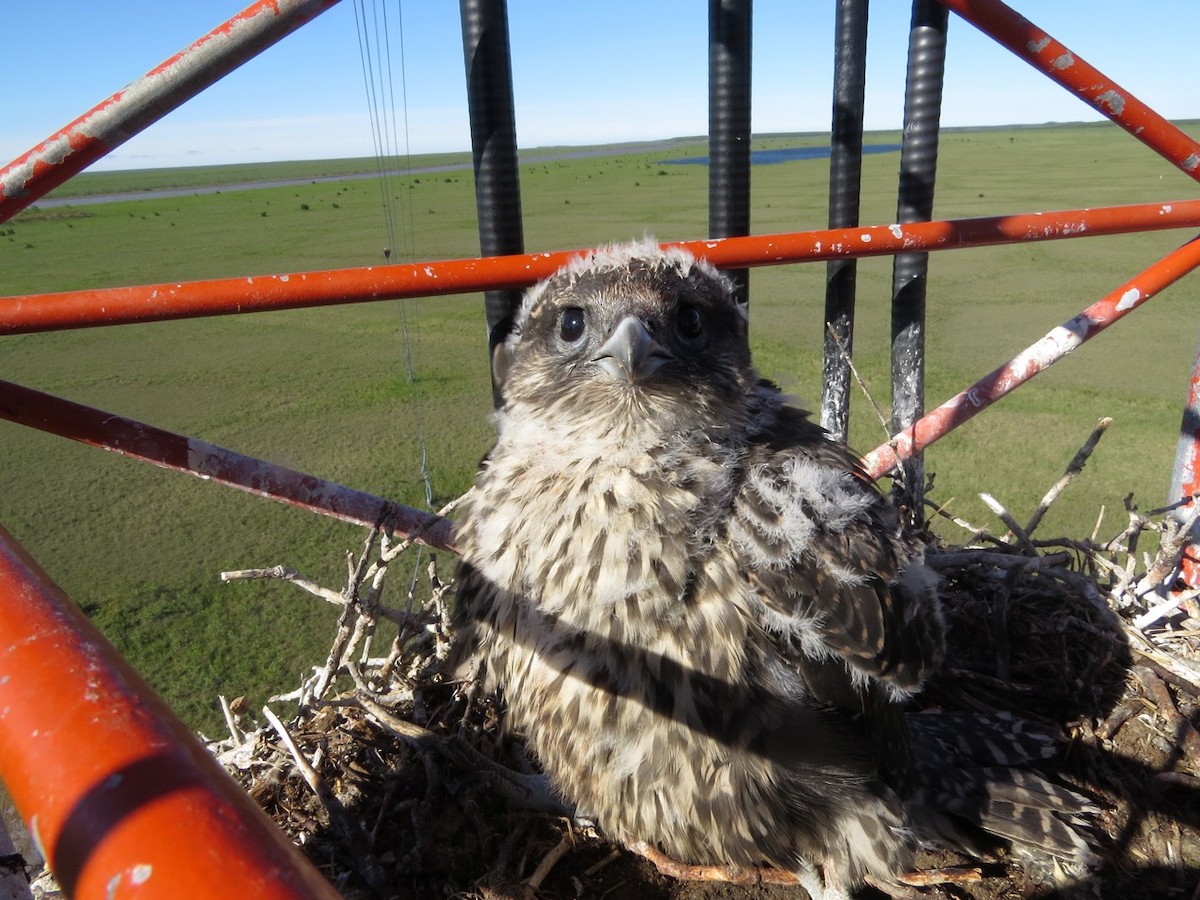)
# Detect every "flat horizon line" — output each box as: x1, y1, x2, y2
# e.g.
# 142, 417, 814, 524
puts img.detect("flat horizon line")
67, 117, 1194, 178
